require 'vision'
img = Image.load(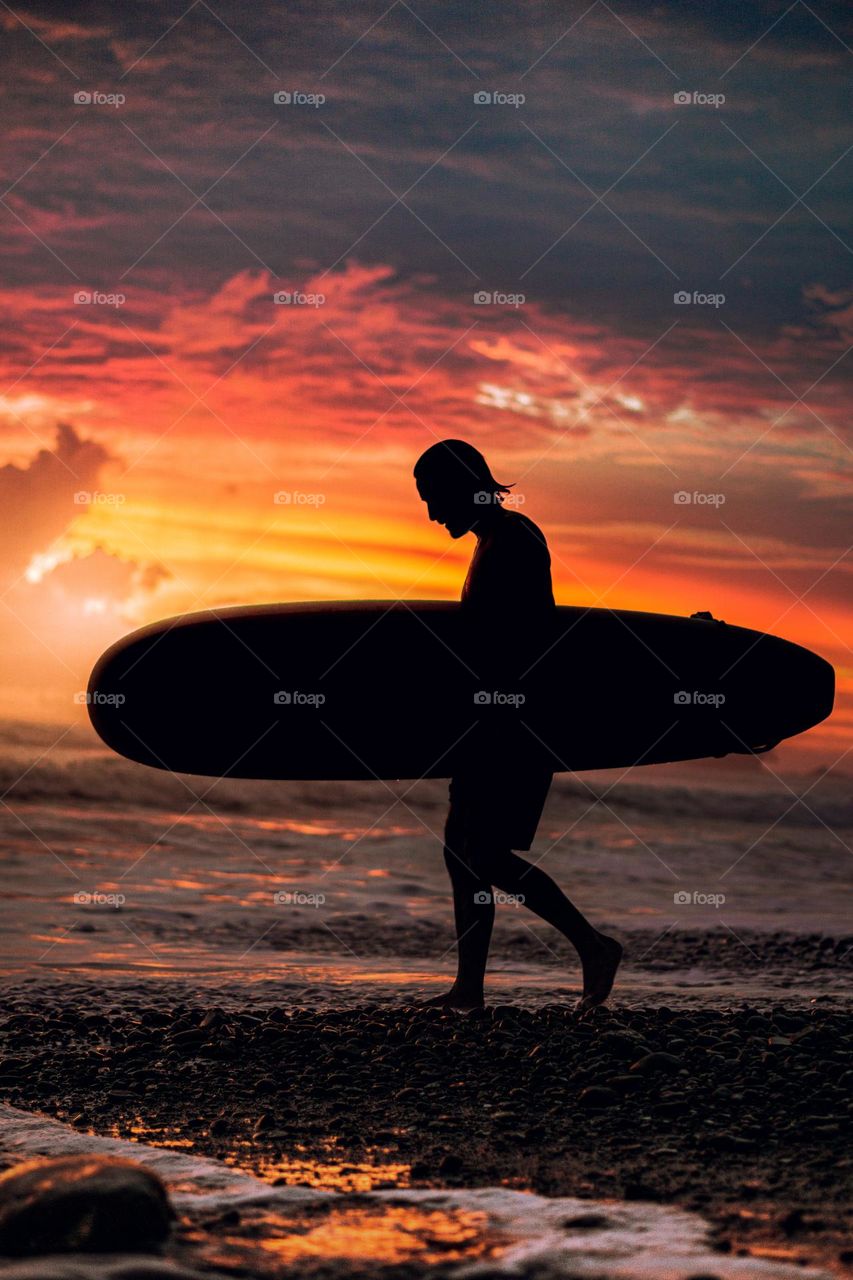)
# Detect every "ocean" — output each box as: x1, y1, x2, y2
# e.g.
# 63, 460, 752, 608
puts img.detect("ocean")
0, 717, 849, 1004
